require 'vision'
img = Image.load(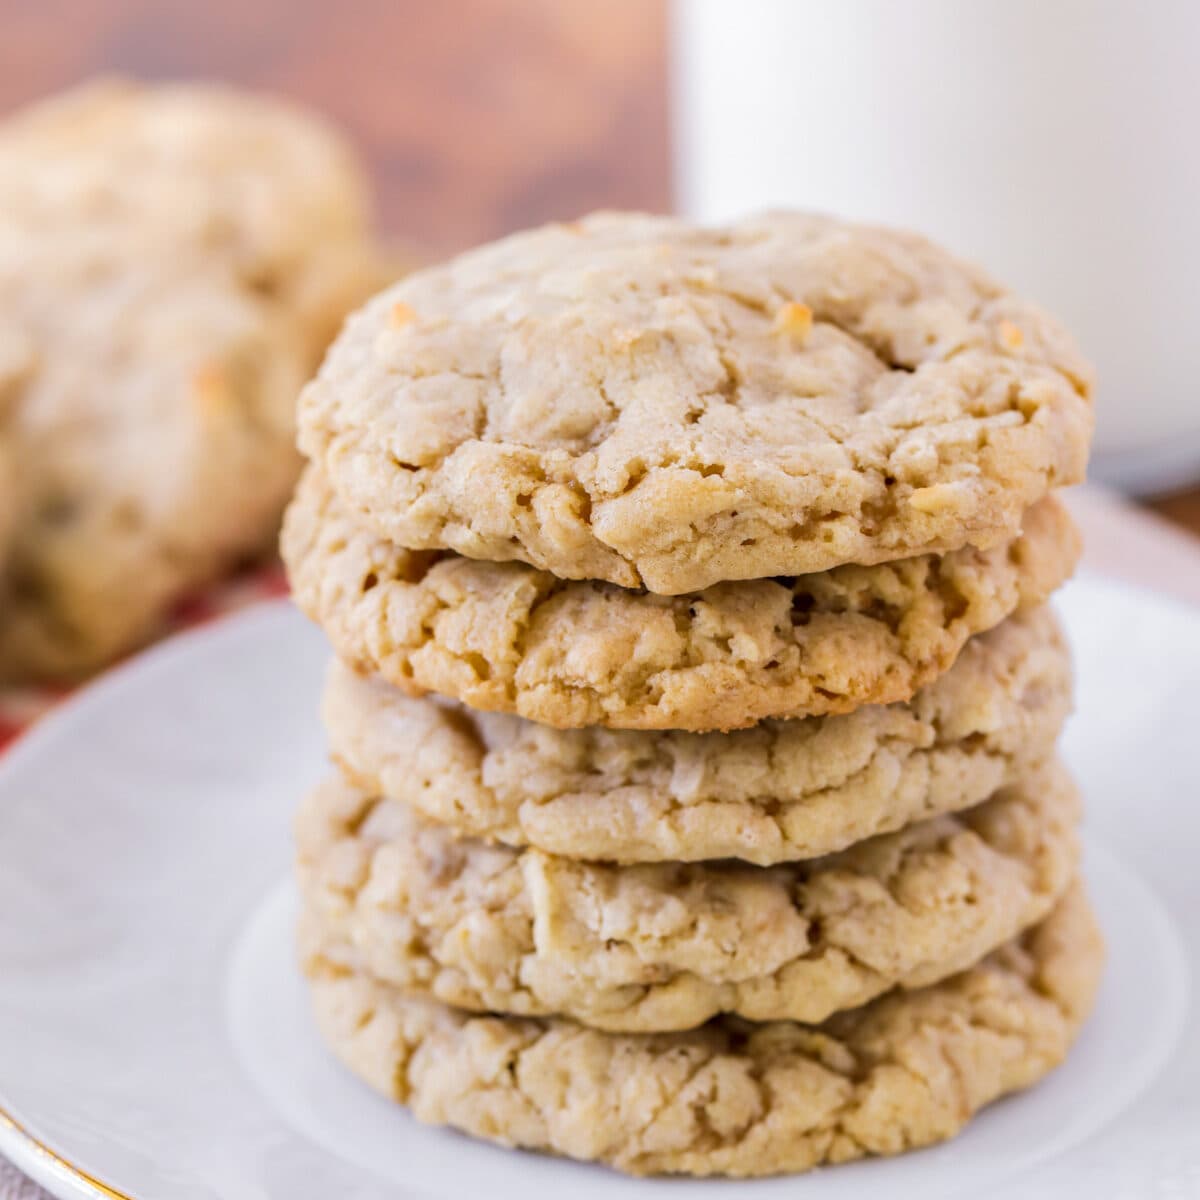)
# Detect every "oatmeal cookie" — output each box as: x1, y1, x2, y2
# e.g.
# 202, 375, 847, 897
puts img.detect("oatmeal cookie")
298, 765, 1080, 1032
299, 211, 1092, 593
283, 469, 1078, 731
323, 607, 1070, 864
305, 882, 1102, 1176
